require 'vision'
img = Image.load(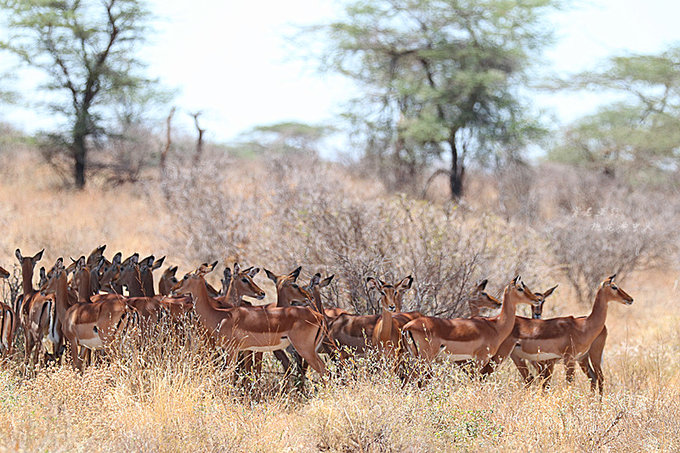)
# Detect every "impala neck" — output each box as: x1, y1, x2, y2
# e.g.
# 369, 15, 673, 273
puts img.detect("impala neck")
191, 279, 224, 331
55, 273, 70, 321
468, 302, 480, 318
126, 268, 145, 297
77, 269, 91, 302
21, 265, 35, 296
584, 288, 609, 340
494, 286, 519, 338
378, 308, 394, 343
224, 281, 242, 307
141, 270, 155, 297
